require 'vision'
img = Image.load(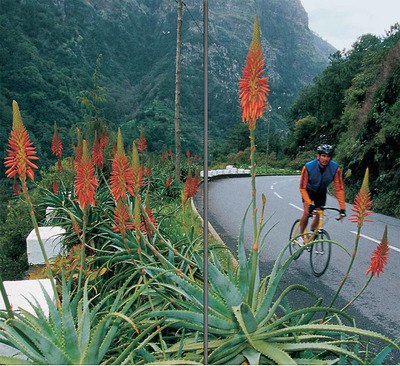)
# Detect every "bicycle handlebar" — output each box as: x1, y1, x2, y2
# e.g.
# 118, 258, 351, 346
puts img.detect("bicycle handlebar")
308, 206, 345, 221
